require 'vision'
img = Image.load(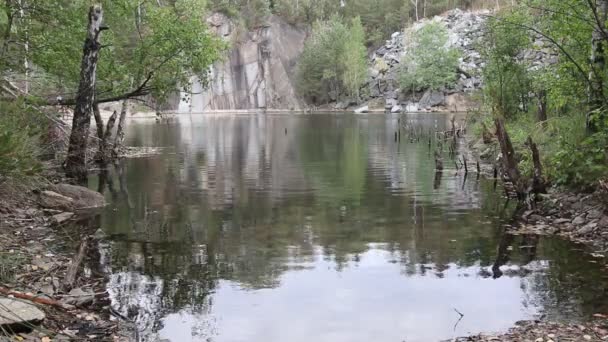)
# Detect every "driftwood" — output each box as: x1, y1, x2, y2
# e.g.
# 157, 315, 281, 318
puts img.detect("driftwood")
63, 237, 89, 291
